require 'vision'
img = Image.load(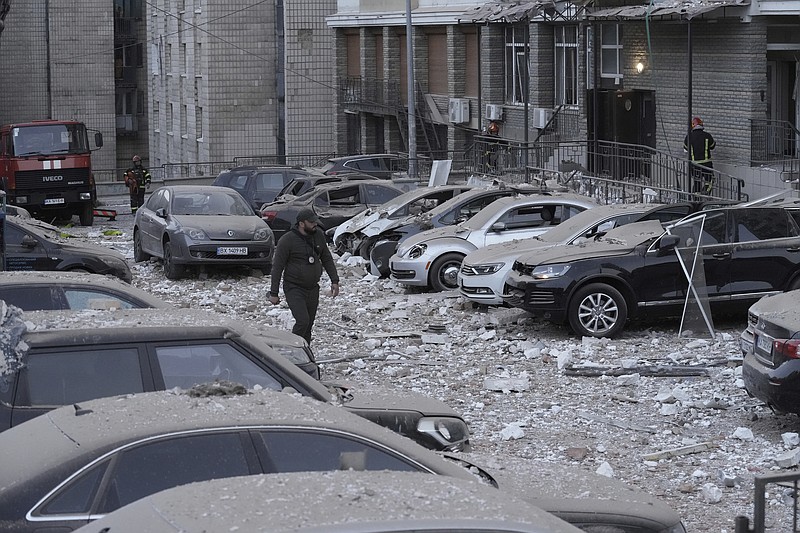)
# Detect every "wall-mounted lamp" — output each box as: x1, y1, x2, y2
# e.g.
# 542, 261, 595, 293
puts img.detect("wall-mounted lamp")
636, 62, 644, 74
